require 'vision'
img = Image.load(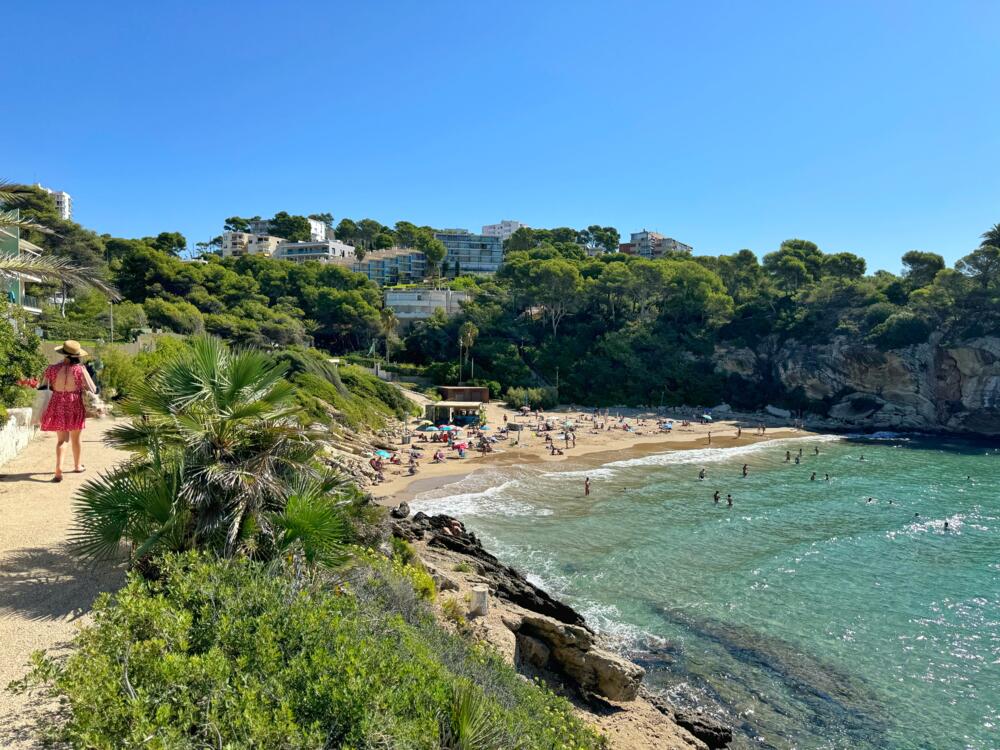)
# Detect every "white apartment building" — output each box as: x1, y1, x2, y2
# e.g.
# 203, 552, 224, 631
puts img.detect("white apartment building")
220, 231, 283, 258
246, 217, 331, 241
384, 287, 469, 323
35, 184, 72, 220
275, 239, 356, 263
481, 219, 526, 242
